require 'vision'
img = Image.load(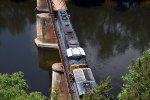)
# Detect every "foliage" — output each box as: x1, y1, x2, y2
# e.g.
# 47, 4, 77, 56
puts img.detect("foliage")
82, 77, 114, 100
51, 86, 59, 100
0, 71, 46, 100
51, 86, 72, 100
118, 50, 150, 100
